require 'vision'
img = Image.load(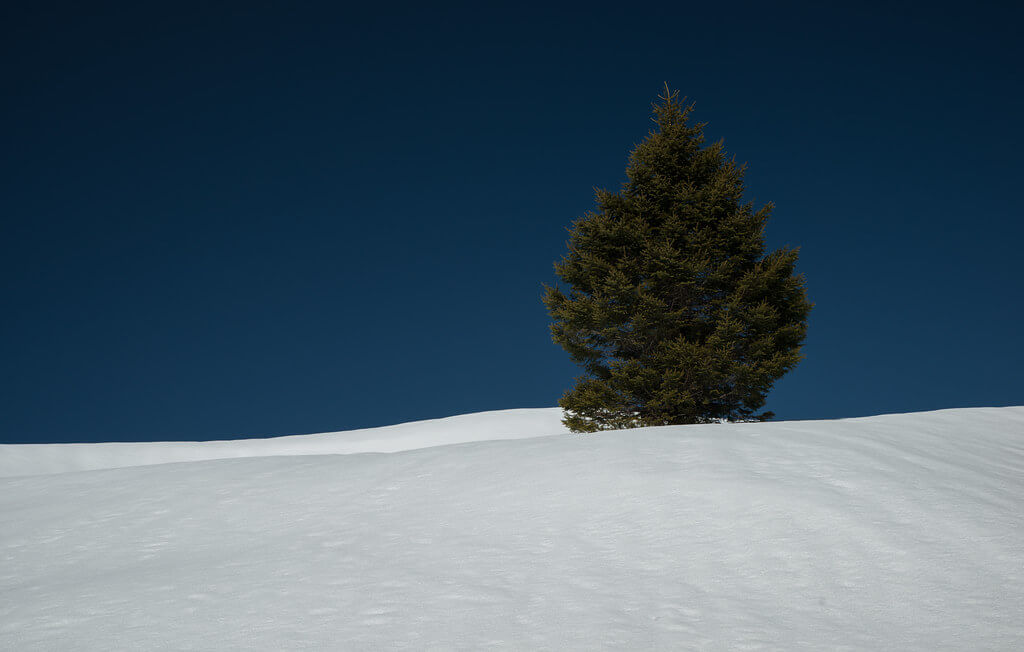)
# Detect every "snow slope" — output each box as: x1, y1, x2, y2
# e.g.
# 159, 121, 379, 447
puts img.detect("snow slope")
0, 408, 569, 478
2, 407, 1023, 650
